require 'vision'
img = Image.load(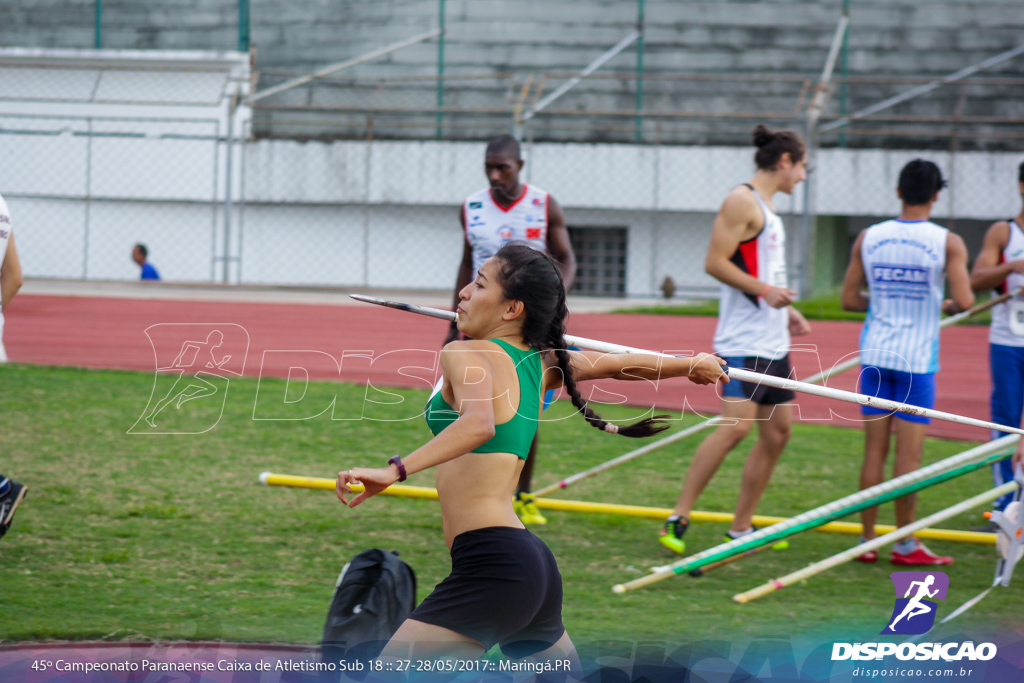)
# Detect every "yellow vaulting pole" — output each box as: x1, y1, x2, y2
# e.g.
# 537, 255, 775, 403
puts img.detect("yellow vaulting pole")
258, 472, 995, 545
